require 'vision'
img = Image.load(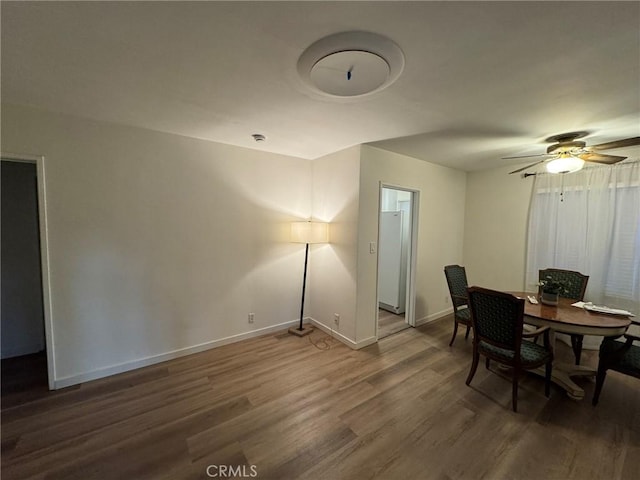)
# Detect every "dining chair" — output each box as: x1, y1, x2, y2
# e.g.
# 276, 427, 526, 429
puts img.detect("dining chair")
444, 264, 471, 346
538, 268, 589, 365
592, 319, 640, 406
465, 286, 554, 413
